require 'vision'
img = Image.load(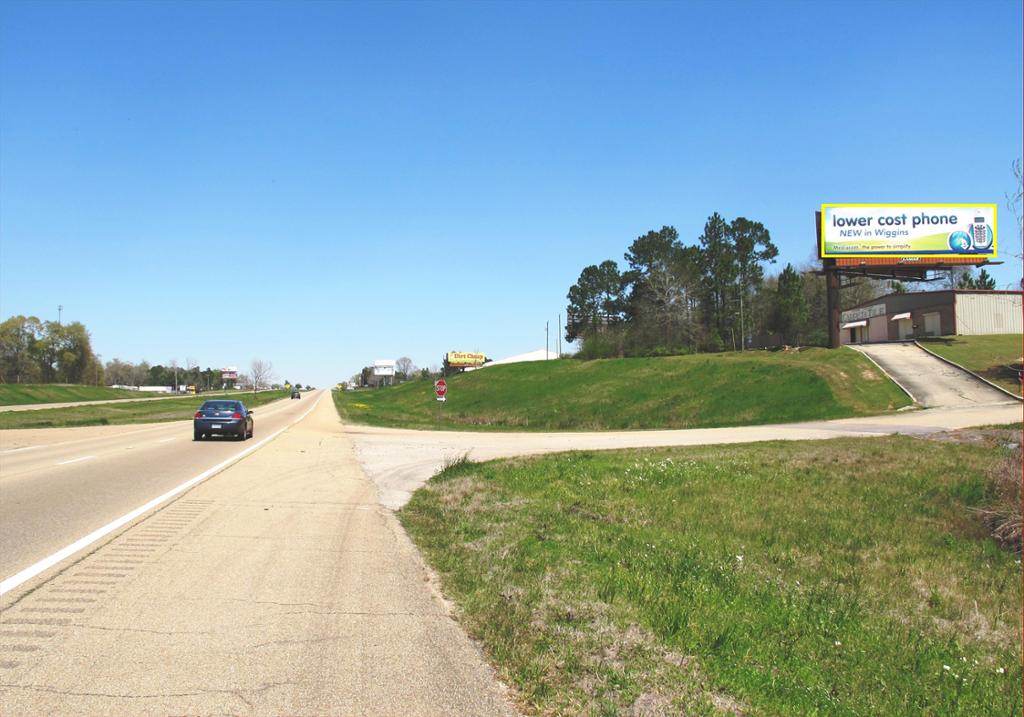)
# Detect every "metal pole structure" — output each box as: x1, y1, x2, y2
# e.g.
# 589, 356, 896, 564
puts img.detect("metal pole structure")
826, 265, 841, 348
58, 305, 63, 325
557, 314, 561, 357
816, 210, 842, 349
546, 321, 549, 359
